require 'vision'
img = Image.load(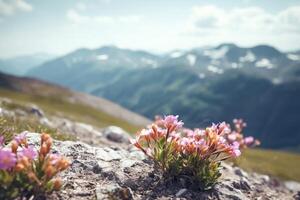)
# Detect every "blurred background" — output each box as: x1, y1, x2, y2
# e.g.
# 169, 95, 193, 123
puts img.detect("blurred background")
0, 0, 300, 180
